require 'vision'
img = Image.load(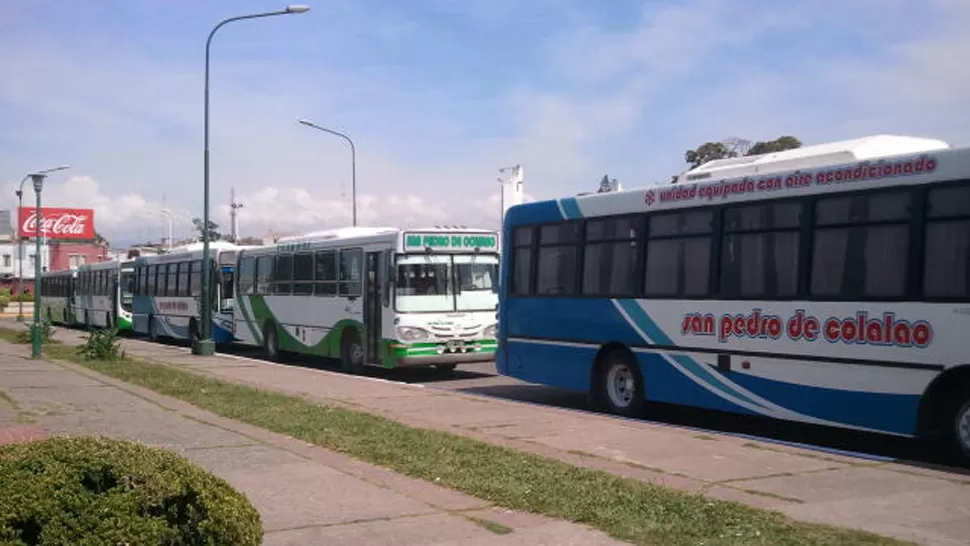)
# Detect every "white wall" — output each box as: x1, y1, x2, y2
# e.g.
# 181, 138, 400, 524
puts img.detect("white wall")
0, 241, 52, 280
